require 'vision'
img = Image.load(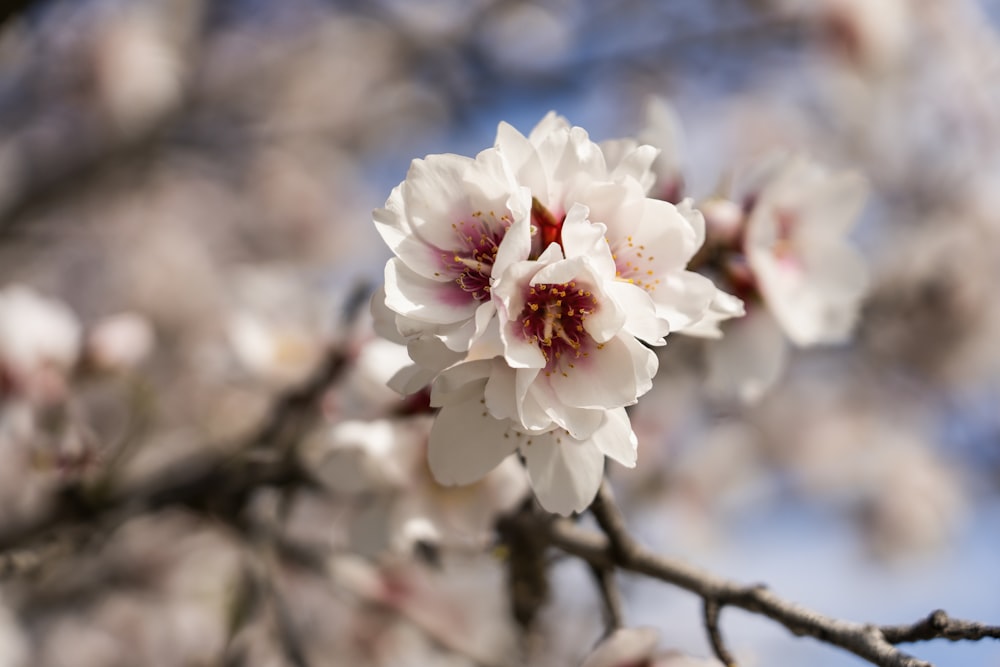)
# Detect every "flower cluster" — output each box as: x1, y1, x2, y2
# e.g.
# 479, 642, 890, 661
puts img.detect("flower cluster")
695, 153, 870, 401
373, 114, 740, 514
